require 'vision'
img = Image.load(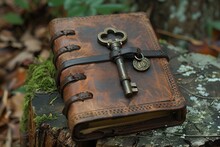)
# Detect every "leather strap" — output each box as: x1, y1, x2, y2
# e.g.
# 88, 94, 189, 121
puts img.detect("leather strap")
62, 92, 93, 118
50, 30, 75, 51
110, 47, 168, 60
53, 44, 81, 66
56, 54, 110, 87
56, 47, 169, 86
60, 73, 86, 96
